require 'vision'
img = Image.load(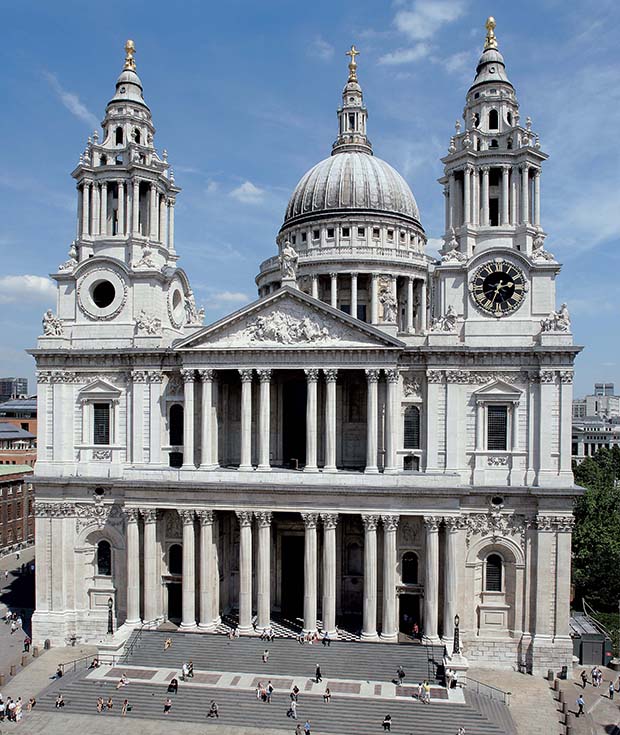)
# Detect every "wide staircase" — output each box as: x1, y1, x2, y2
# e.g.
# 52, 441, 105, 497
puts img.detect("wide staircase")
35, 631, 514, 735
